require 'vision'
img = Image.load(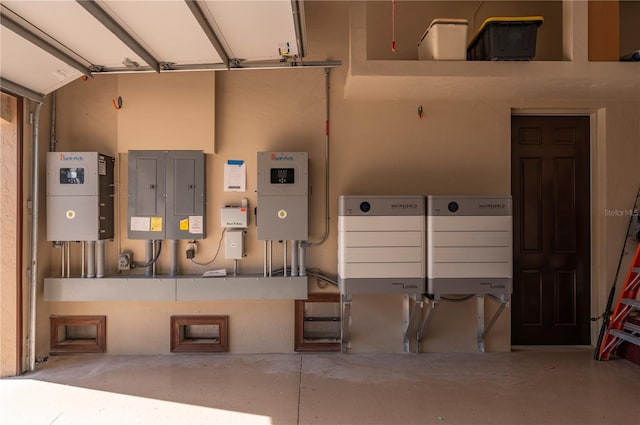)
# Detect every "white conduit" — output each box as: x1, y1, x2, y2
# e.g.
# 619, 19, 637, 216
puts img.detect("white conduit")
87, 241, 96, 278
169, 240, 178, 277
145, 240, 153, 277
268, 240, 273, 277
304, 67, 331, 249
96, 240, 105, 278
298, 68, 332, 277
28, 101, 42, 372
290, 240, 298, 277
81, 241, 85, 278
298, 243, 306, 277
66, 242, 70, 278
60, 243, 64, 277
283, 240, 288, 277
263, 240, 268, 277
